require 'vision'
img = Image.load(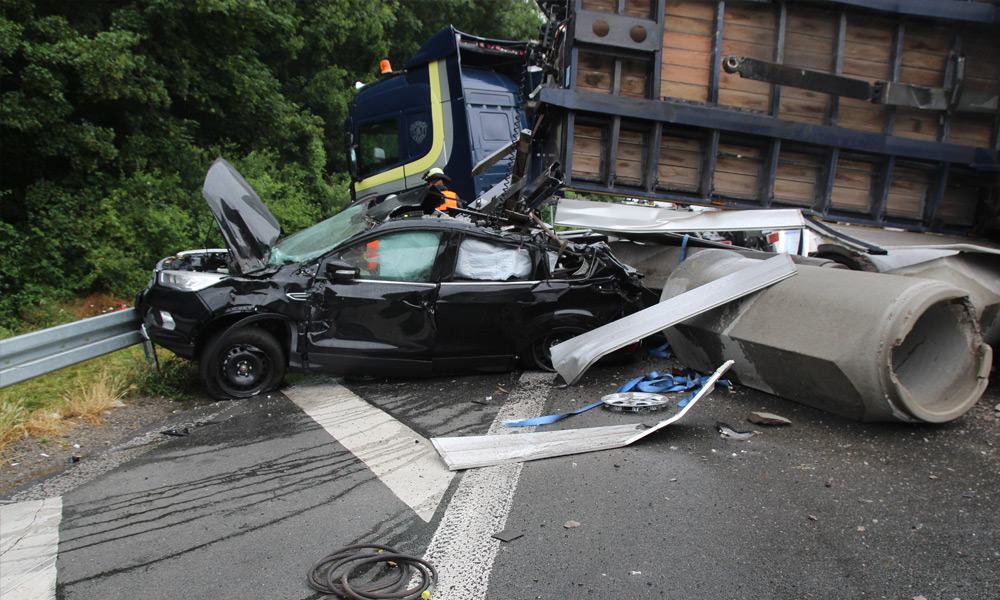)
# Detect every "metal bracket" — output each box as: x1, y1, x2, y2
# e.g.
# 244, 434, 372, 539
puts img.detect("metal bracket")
724, 55, 997, 115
